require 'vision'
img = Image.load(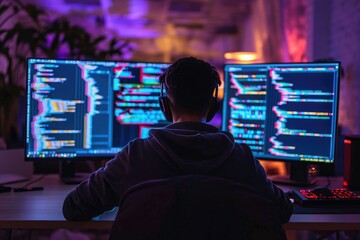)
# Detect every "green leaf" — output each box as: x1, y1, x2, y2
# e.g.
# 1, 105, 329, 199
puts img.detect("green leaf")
92, 35, 106, 46
23, 3, 45, 24
0, 5, 10, 16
